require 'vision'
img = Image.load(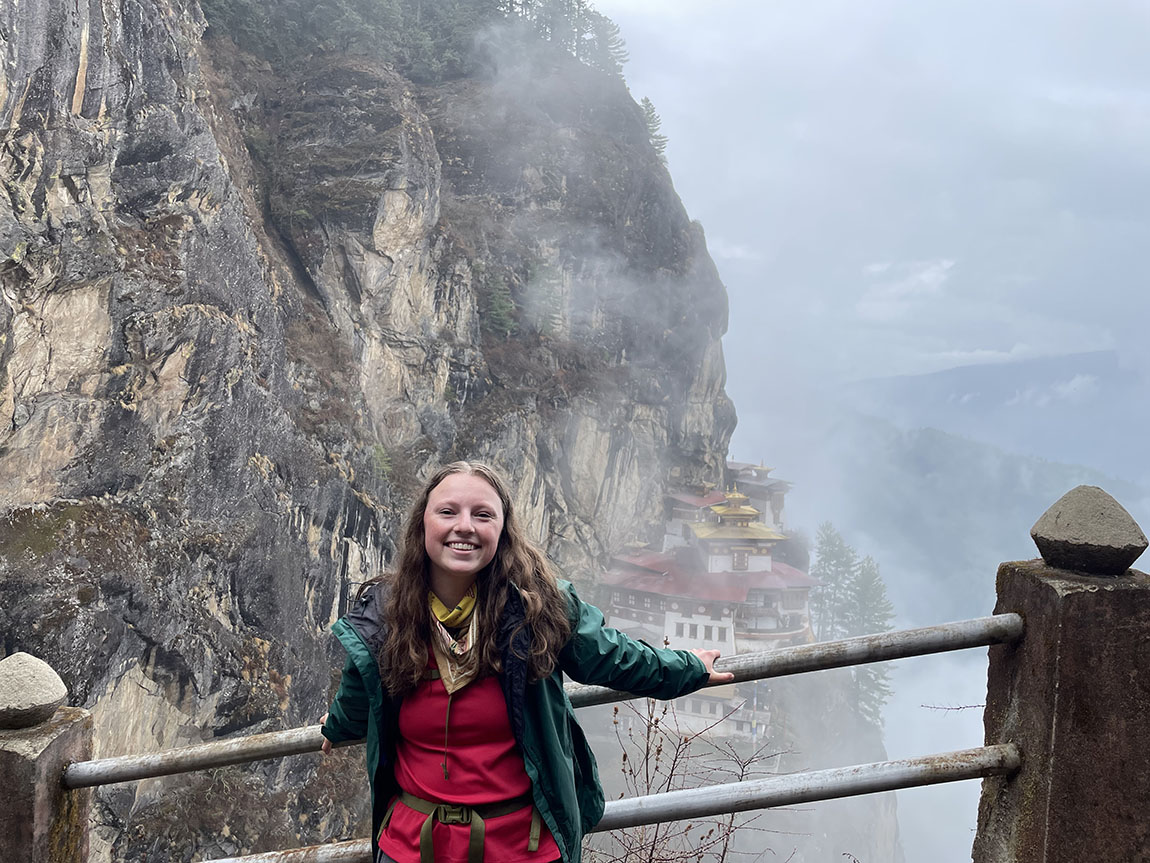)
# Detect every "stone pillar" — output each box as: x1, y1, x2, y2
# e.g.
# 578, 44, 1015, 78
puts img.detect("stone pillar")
973, 485, 1150, 863
0, 653, 92, 863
